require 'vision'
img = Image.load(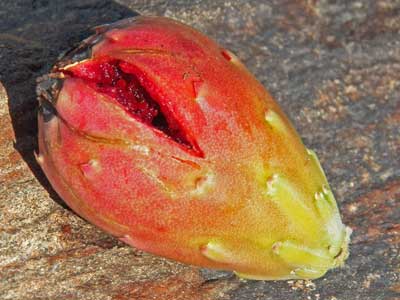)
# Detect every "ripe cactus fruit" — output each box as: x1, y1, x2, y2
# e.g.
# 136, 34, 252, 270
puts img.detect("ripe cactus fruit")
36, 16, 351, 280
